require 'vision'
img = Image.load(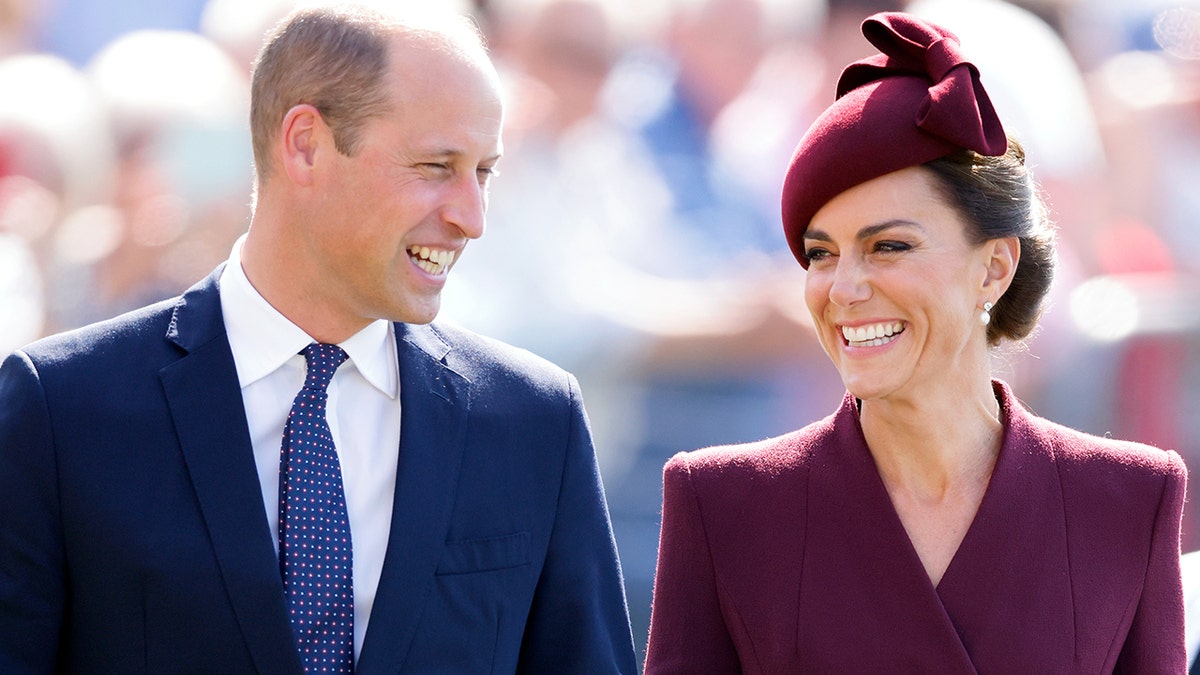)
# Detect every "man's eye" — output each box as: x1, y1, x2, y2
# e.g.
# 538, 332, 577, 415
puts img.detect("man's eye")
415, 162, 451, 174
